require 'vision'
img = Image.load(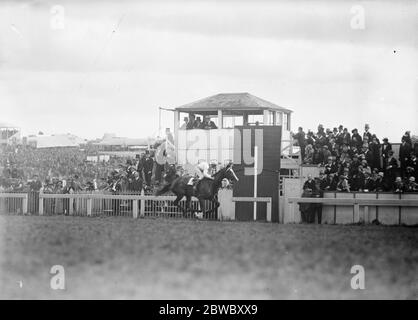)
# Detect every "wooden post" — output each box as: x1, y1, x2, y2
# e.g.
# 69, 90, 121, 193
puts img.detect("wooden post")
253, 146, 258, 221
354, 203, 360, 223
133, 200, 139, 219
87, 198, 92, 217
218, 109, 223, 129
266, 199, 272, 222
39, 193, 44, 216
174, 110, 179, 163
278, 112, 283, 127
140, 189, 145, 218
22, 195, 28, 215
69, 198, 74, 215
292, 201, 296, 223
364, 206, 369, 223
263, 110, 269, 125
